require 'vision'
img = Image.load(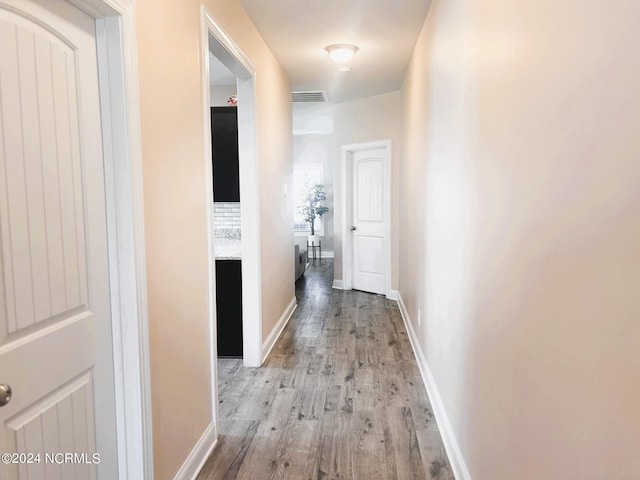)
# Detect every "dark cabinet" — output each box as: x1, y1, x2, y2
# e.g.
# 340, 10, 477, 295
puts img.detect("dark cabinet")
211, 106, 240, 202
216, 260, 243, 357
